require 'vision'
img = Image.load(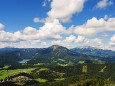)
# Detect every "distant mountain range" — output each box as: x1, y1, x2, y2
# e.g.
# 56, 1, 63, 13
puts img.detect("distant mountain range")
71, 46, 115, 57
0, 45, 115, 66
71, 46, 115, 62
